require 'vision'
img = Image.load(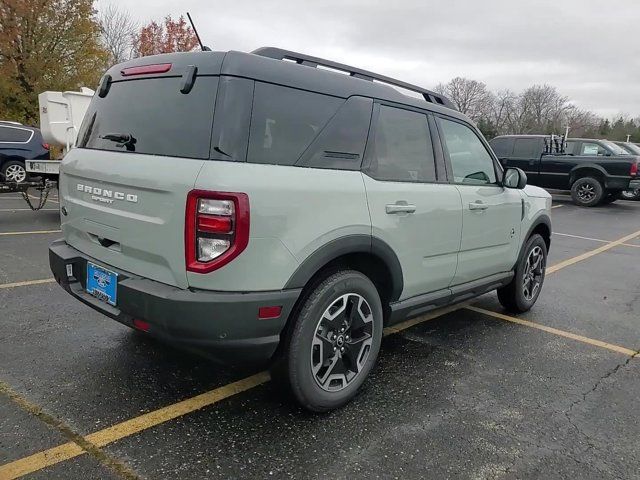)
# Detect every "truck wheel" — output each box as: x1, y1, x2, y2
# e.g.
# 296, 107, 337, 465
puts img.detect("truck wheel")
1, 160, 28, 183
497, 234, 547, 313
274, 270, 383, 412
570, 177, 603, 207
619, 189, 640, 201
